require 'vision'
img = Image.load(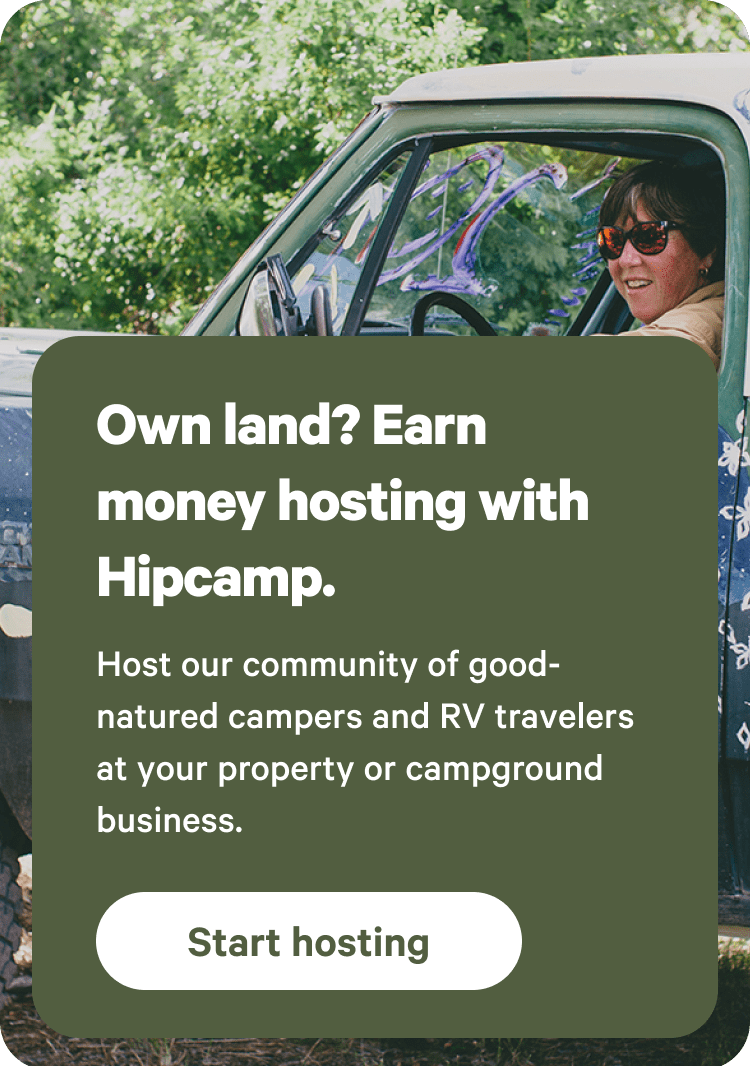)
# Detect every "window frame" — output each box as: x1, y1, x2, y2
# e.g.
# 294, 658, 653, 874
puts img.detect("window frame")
275, 101, 748, 408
